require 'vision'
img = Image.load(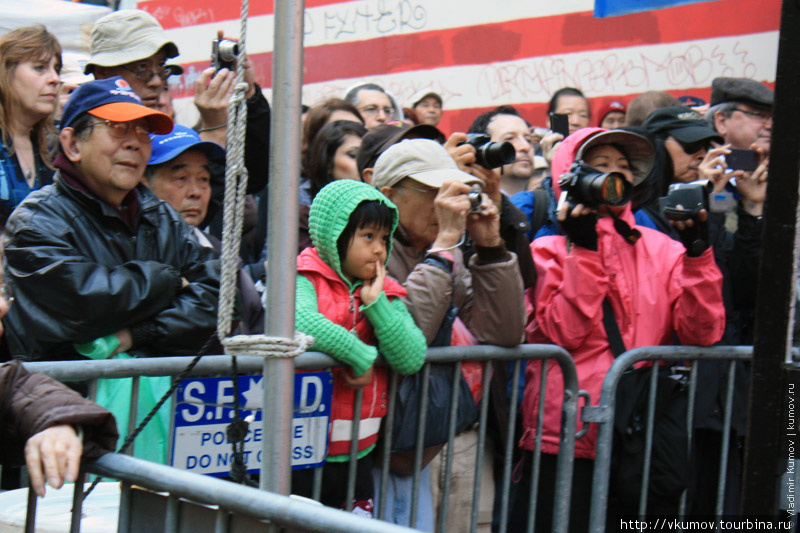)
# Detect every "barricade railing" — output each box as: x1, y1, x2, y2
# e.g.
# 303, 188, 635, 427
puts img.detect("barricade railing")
584, 346, 754, 533
23, 451, 419, 533
23, 343, 579, 533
